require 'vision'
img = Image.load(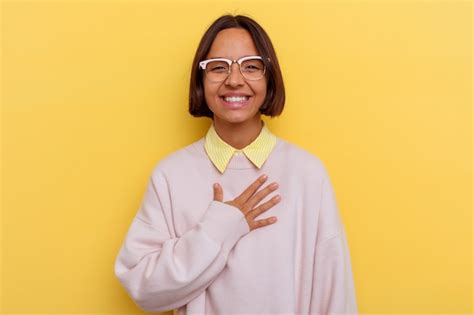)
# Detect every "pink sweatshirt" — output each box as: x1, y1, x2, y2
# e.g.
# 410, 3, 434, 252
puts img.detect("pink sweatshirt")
114, 136, 358, 314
